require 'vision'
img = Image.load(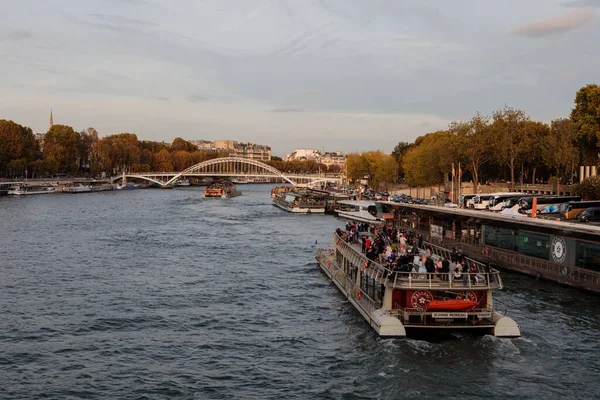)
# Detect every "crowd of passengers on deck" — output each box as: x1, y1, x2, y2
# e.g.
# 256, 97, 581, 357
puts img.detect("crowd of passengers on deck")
335, 222, 489, 286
